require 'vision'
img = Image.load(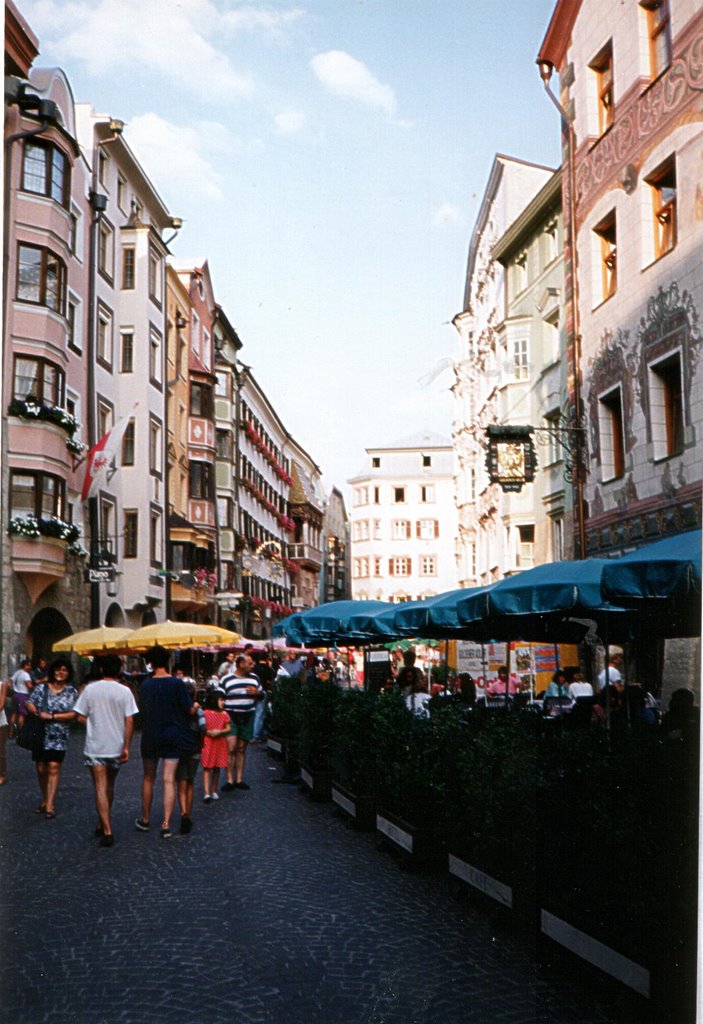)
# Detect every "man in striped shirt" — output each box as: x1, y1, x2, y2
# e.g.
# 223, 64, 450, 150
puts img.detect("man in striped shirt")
220, 654, 262, 791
